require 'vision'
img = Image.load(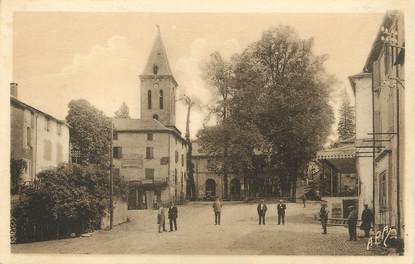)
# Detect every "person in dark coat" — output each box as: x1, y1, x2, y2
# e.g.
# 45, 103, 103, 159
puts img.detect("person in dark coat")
320, 202, 329, 234
257, 199, 267, 225
347, 205, 358, 241
168, 202, 178, 232
360, 204, 374, 238
277, 200, 287, 225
